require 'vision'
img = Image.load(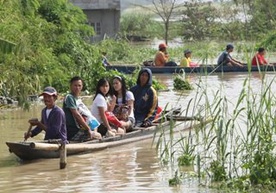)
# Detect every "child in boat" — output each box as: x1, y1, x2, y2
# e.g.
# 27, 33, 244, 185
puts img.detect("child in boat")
180, 49, 192, 67
90, 78, 125, 137
130, 68, 158, 127
63, 76, 101, 142
251, 47, 268, 66
24, 86, 67, 143
110, 75, 135, 132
